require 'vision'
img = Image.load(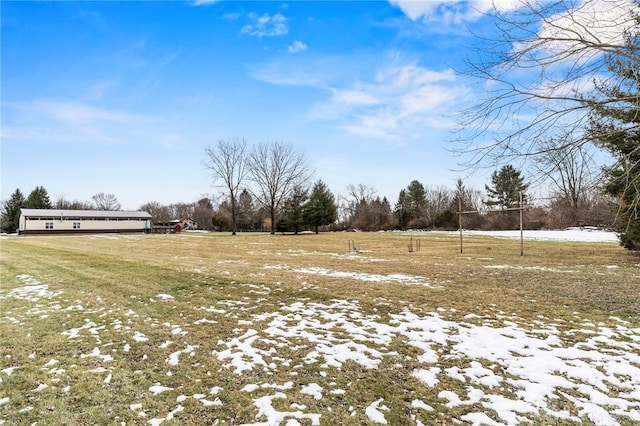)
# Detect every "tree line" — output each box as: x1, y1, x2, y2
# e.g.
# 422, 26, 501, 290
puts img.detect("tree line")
0, 161, 619, 236
203, 140, 617, 234
0, 187, 122, 233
